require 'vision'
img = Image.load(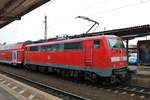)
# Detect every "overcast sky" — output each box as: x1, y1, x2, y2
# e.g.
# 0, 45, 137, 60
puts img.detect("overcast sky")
0, 0, 150, 44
